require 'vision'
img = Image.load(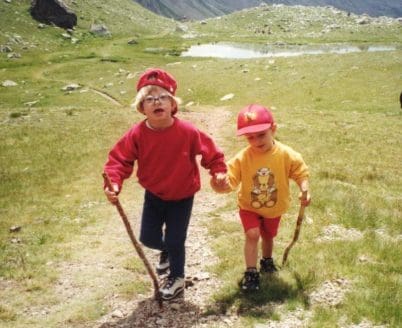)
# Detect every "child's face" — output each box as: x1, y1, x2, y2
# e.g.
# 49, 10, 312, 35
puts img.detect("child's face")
141, 86, 176, 123
244, 127, 276, 153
